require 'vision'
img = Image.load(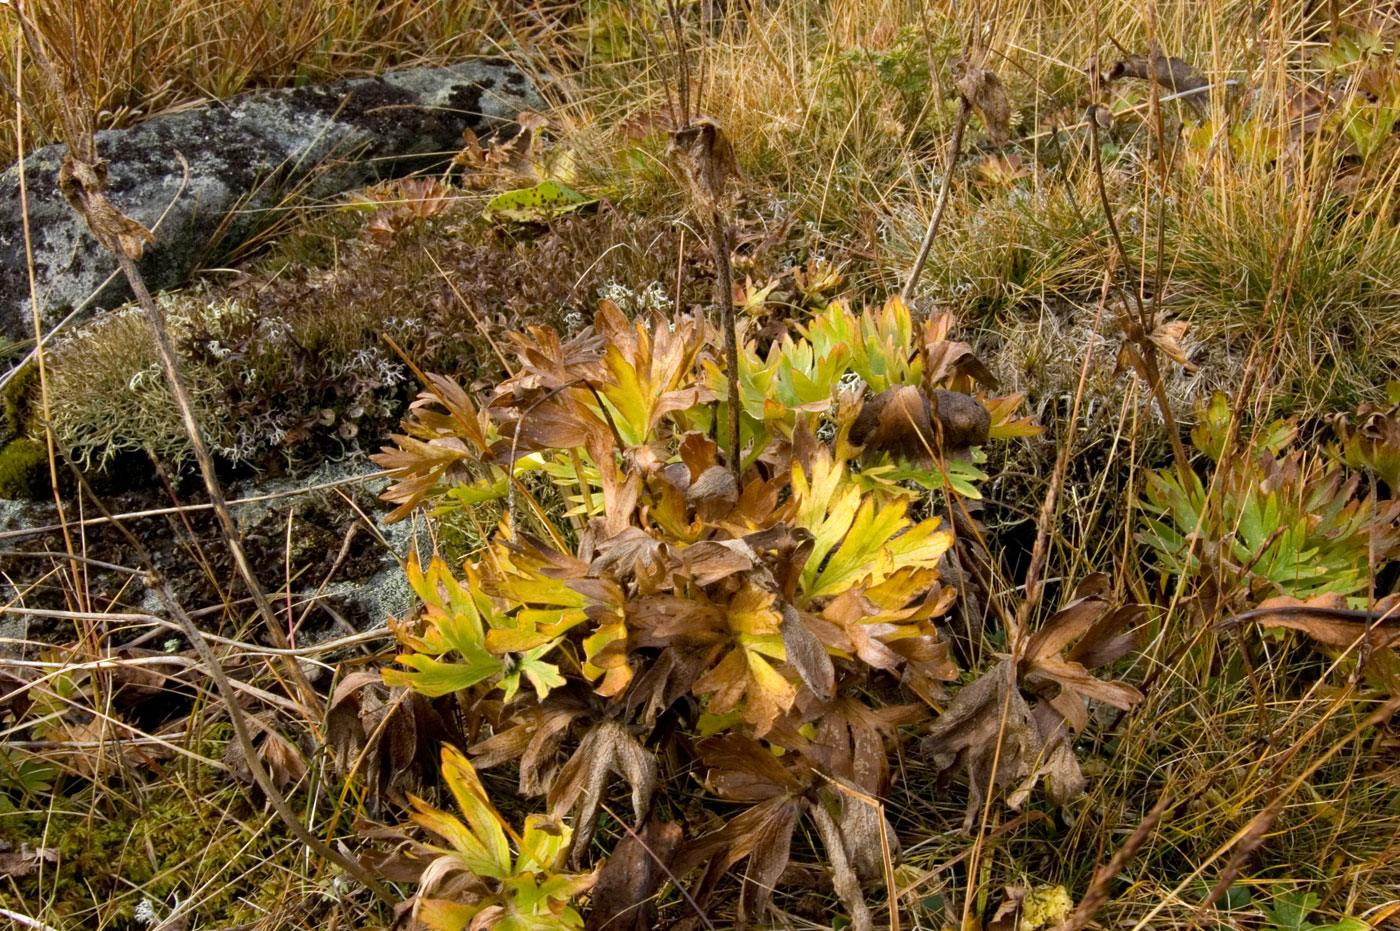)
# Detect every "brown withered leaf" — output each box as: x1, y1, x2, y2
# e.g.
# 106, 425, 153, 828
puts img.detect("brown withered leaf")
372, 373, 496, 521
1021, 574, 1144, 733
58, 156, 156, 260
549, 719, 658, 866
668, 117, 740, 221
1147, 318, 1198, 371
1109, 54, 1208, 94
363, 177, 455, 245
587, 816, 684, 931
922, 326, 999, 390
327, 672, 454, 805
797, 694, 925, 881
681, 537, 759, 586
781, 603, 835, 701
223, 717, 307, 794
921, 660, 1041, 832
989, 885, 1030, 931
470, 695, 590, 795
918, 581, 1139, 830
675, 736, 809, 926
1242, 593, 1400, 651
0, 843, 58, 878
590, 525, 670, 591
953, 60, 1013, 148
